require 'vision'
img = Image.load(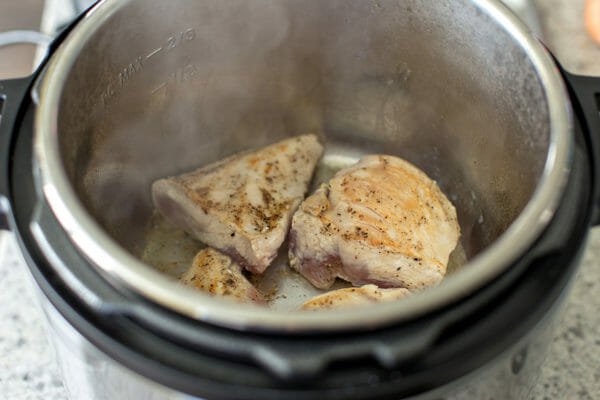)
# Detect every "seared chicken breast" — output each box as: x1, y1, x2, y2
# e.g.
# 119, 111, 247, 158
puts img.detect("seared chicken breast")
153, 134, 323, 274
289, 155, 460, 290
180, 248, 265, 304
301, 284, 410, 310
